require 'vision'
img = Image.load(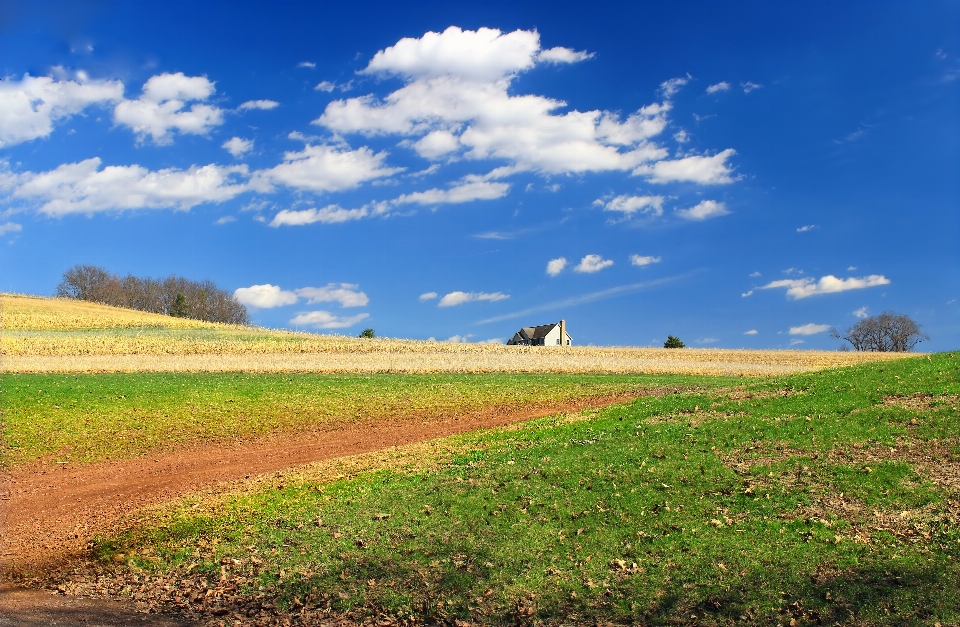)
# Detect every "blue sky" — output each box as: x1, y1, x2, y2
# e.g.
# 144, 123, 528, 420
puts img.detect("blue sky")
2, 1, 958, 350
